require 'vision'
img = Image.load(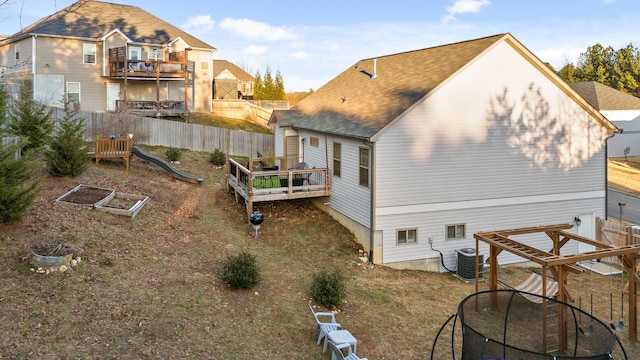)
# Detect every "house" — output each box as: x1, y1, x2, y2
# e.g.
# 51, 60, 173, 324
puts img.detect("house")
0, 1, 216, 114
268, 33, 619, 272
569, 81, 640, 158
213, 60, 254, 100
